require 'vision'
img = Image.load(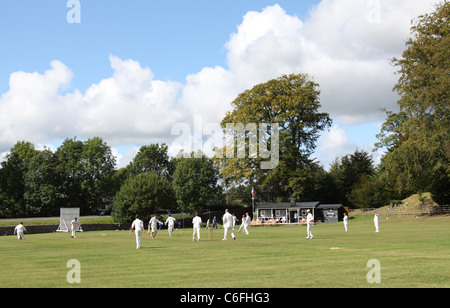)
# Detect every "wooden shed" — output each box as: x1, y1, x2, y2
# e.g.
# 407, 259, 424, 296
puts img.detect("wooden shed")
315, 204, 346, 223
